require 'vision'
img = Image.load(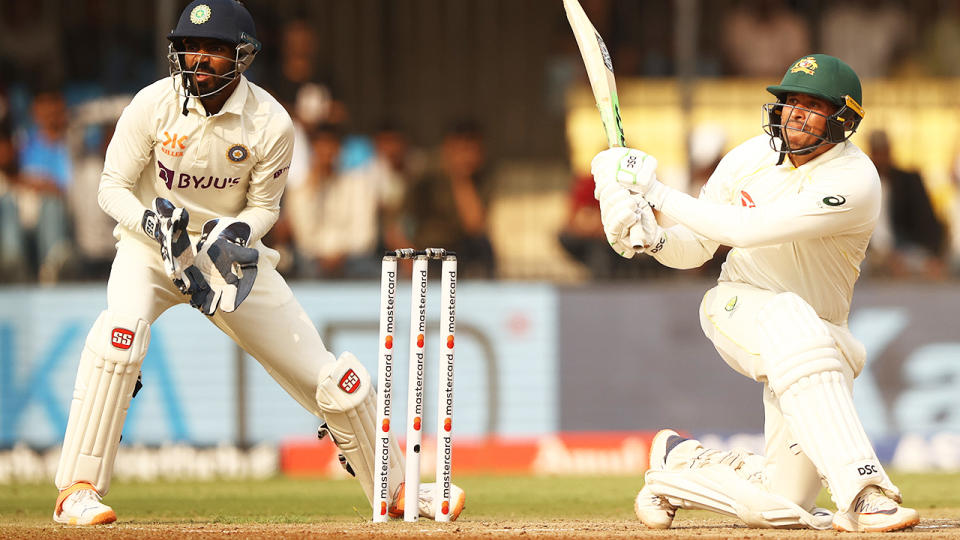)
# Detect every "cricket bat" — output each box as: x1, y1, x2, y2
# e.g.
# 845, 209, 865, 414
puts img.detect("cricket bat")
563, 0, 646, 250
562, 0, 624, 149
